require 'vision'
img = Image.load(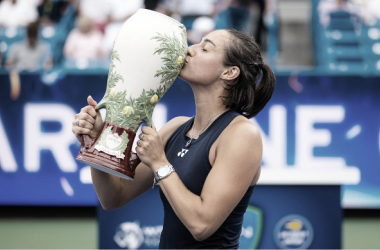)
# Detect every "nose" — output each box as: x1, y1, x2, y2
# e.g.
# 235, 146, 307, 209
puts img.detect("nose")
187, 45, 195, 57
